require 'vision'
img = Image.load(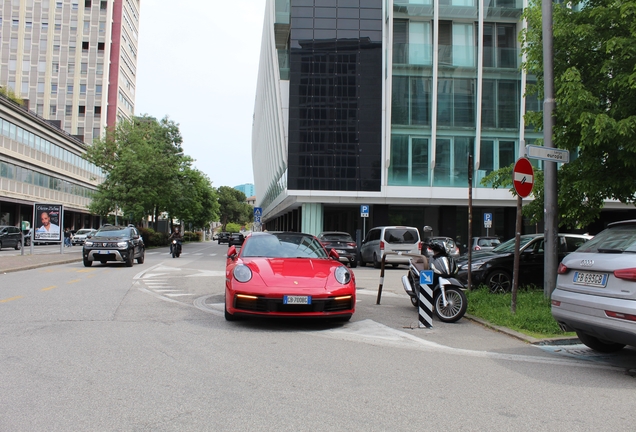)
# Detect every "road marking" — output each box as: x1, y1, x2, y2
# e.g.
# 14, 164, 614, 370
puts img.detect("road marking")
41, 285, 57, 291
67, 279, 81, 284
314, 319, 624, 371
1, 296, 24, 303
185, 270, 225, 277
165, 293, 193, 297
